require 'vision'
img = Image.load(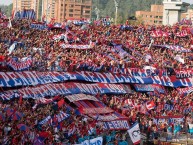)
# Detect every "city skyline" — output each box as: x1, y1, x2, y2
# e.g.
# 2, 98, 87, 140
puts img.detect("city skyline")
0, 0, 193, 5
